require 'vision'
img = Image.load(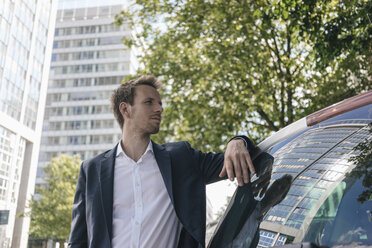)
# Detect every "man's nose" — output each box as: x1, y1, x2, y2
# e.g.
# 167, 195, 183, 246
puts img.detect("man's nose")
155, 103, 163, 113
